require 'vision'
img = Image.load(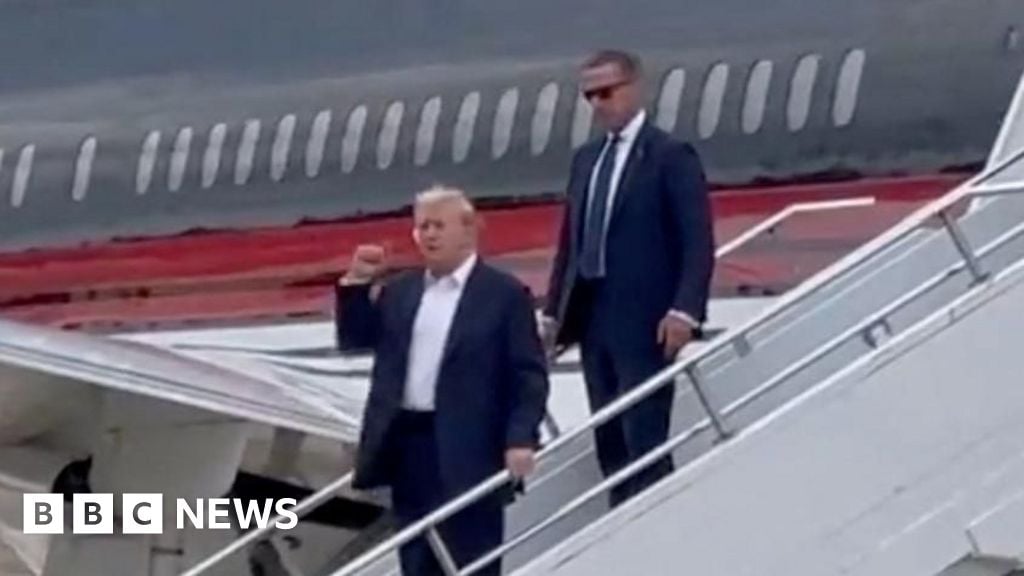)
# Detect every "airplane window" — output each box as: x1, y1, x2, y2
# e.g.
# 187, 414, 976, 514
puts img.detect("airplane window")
1006, 26, 1021, 53
136, 131, 161, 195
788, 54, 821, 132
656, 68, 686, 133
531, 82, 560, 156
570, 94, 593, 149
342, 106, 368, 174
271, 114, 297, 182
833, 49, 866, 127
414, 97, 442, 167
698, 63, 729, 139
742, 60, 773, 134
168, 127, 193, 192
11, 145, 33, 208
71, 137, 97, 202
202, 124, 227, 189
376, 102, 404, 171
306, 110, 332, 178
493, 88, 519, 160
235, 119, 261, 185
453, 91, 481, 164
